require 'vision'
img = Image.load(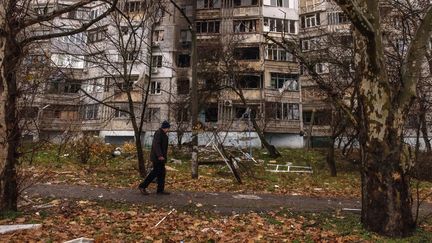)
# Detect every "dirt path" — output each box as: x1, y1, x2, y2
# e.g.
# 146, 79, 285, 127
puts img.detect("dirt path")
25, 184, 432, 215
